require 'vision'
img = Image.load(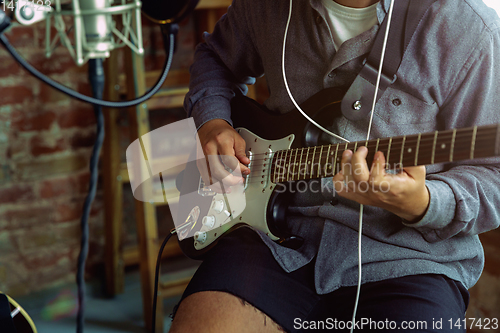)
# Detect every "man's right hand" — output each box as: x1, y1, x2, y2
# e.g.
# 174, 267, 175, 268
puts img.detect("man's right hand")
196, 119, 251, 190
